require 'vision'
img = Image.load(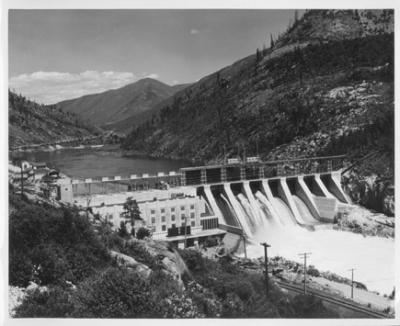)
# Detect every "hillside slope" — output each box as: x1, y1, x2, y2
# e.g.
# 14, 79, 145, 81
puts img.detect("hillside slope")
122, 9, 394, 166
9, 91, 102, 148
56, 78, 189, 131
